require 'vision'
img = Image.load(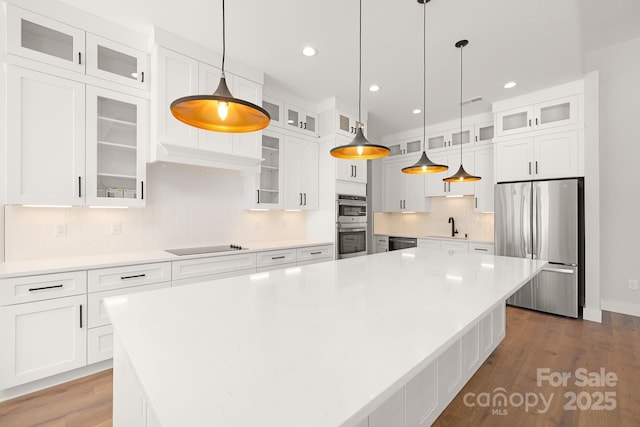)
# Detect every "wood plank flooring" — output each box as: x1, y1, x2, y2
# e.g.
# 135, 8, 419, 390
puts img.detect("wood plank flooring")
1, 307, 639, 426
